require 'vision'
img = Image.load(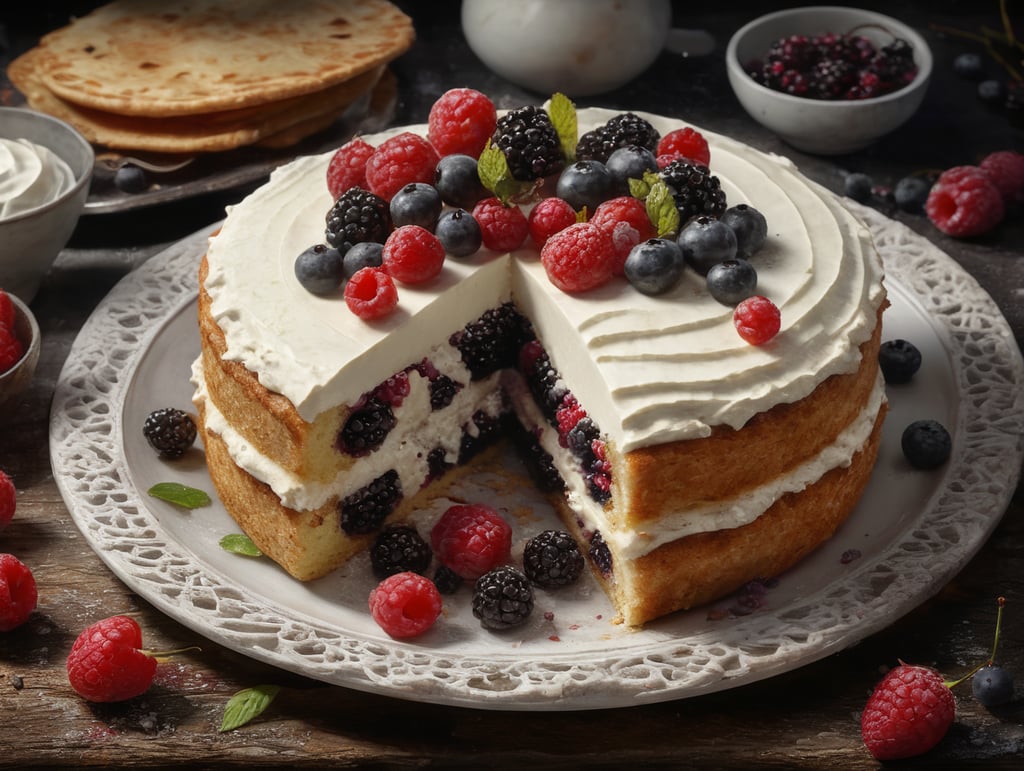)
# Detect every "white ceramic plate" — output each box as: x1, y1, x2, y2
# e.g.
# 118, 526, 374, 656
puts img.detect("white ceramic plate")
50, 204, 1024, 710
